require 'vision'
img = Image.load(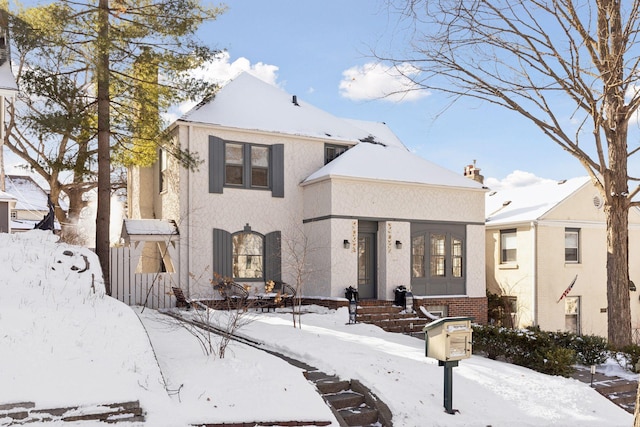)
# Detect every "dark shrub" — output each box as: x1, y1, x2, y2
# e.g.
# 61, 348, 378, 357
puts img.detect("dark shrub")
618, 344, 640, 373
